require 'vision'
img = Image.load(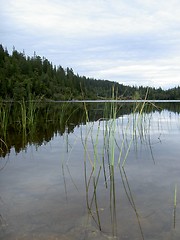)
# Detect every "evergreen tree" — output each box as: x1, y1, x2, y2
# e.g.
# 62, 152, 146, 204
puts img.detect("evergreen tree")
0, 44, 179, 100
